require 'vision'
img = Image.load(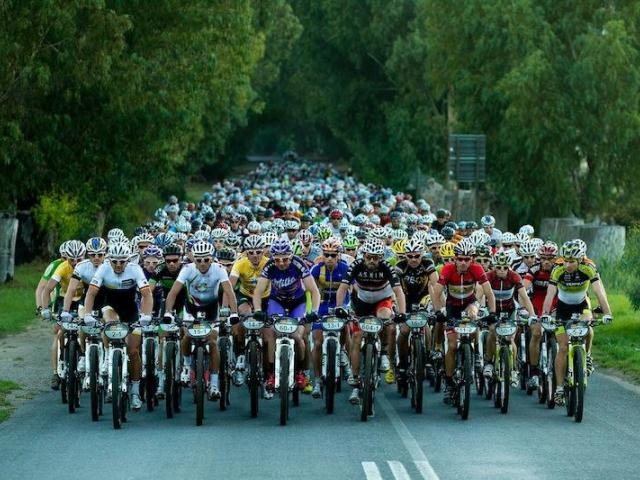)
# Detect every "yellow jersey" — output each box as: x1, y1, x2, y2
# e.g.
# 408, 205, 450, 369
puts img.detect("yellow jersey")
230, 256, 270, 298
51, 261, 84, 301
